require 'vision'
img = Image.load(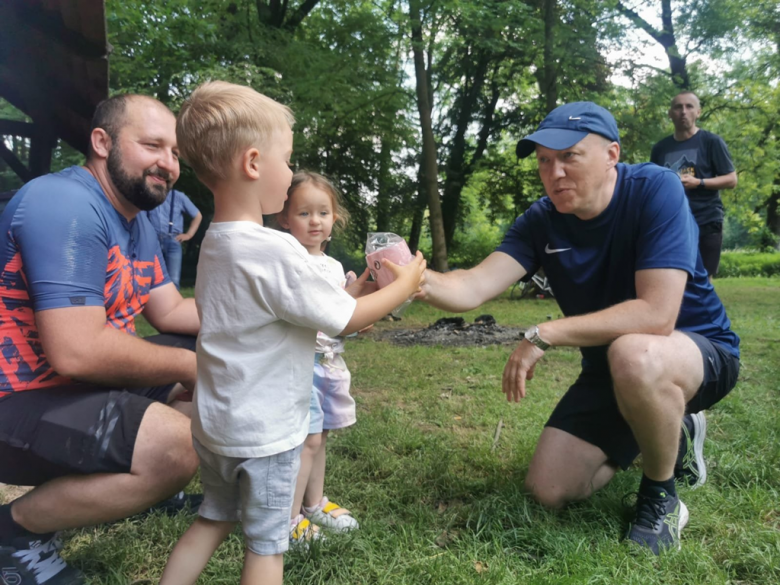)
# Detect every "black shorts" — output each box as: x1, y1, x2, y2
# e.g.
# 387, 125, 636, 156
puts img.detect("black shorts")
0, 334, 196, 486
545, 332, 740, 470
698, 221, 723, 276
